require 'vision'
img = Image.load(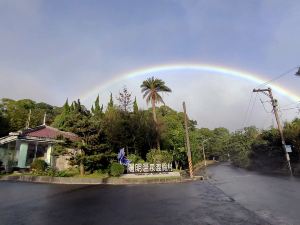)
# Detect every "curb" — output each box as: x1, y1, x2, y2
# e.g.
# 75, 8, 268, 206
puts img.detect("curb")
0, 175, 187, 185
